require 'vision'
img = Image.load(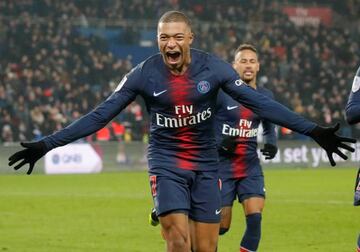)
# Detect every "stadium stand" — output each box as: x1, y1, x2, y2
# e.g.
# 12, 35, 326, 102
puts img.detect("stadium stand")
0, 0, 359, 142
